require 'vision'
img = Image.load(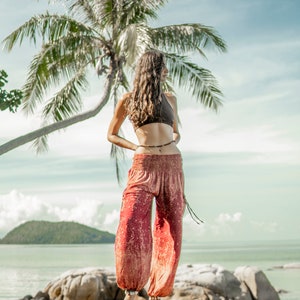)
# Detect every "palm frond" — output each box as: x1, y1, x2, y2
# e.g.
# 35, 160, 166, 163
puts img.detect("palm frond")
118, 24, 152, 65
87, 0, 115, 28
43, 68, 88, 122
2, 12, 96, 51
152, 23, 227, 56
65, 0, 100, 25
83, 0, 166, 32
110, 141, 126, 185
116, 0, 166, 28
114, 65, 130, 92
166, 53, 223, 110
0, 0, 227, 181
21, 33, 97, 114
31, 134, 49, 154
